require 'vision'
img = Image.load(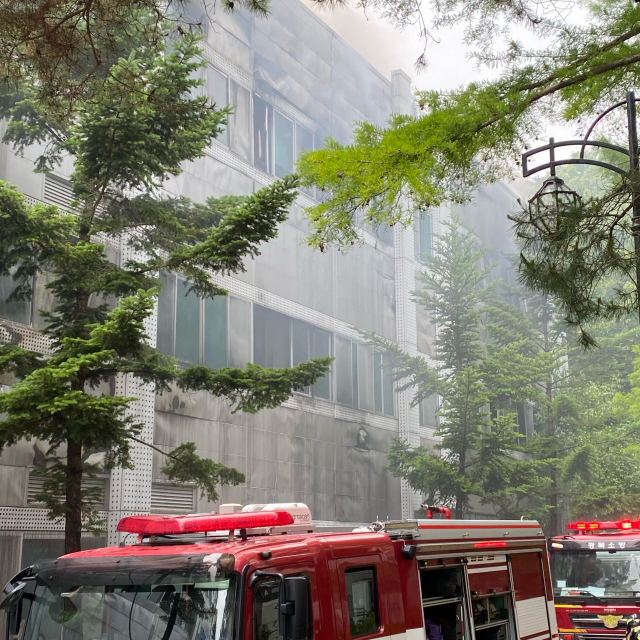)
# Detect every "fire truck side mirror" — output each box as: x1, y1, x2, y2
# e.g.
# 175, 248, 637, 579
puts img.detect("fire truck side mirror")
402, 545, 417, 560
279, 576, 309, 640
